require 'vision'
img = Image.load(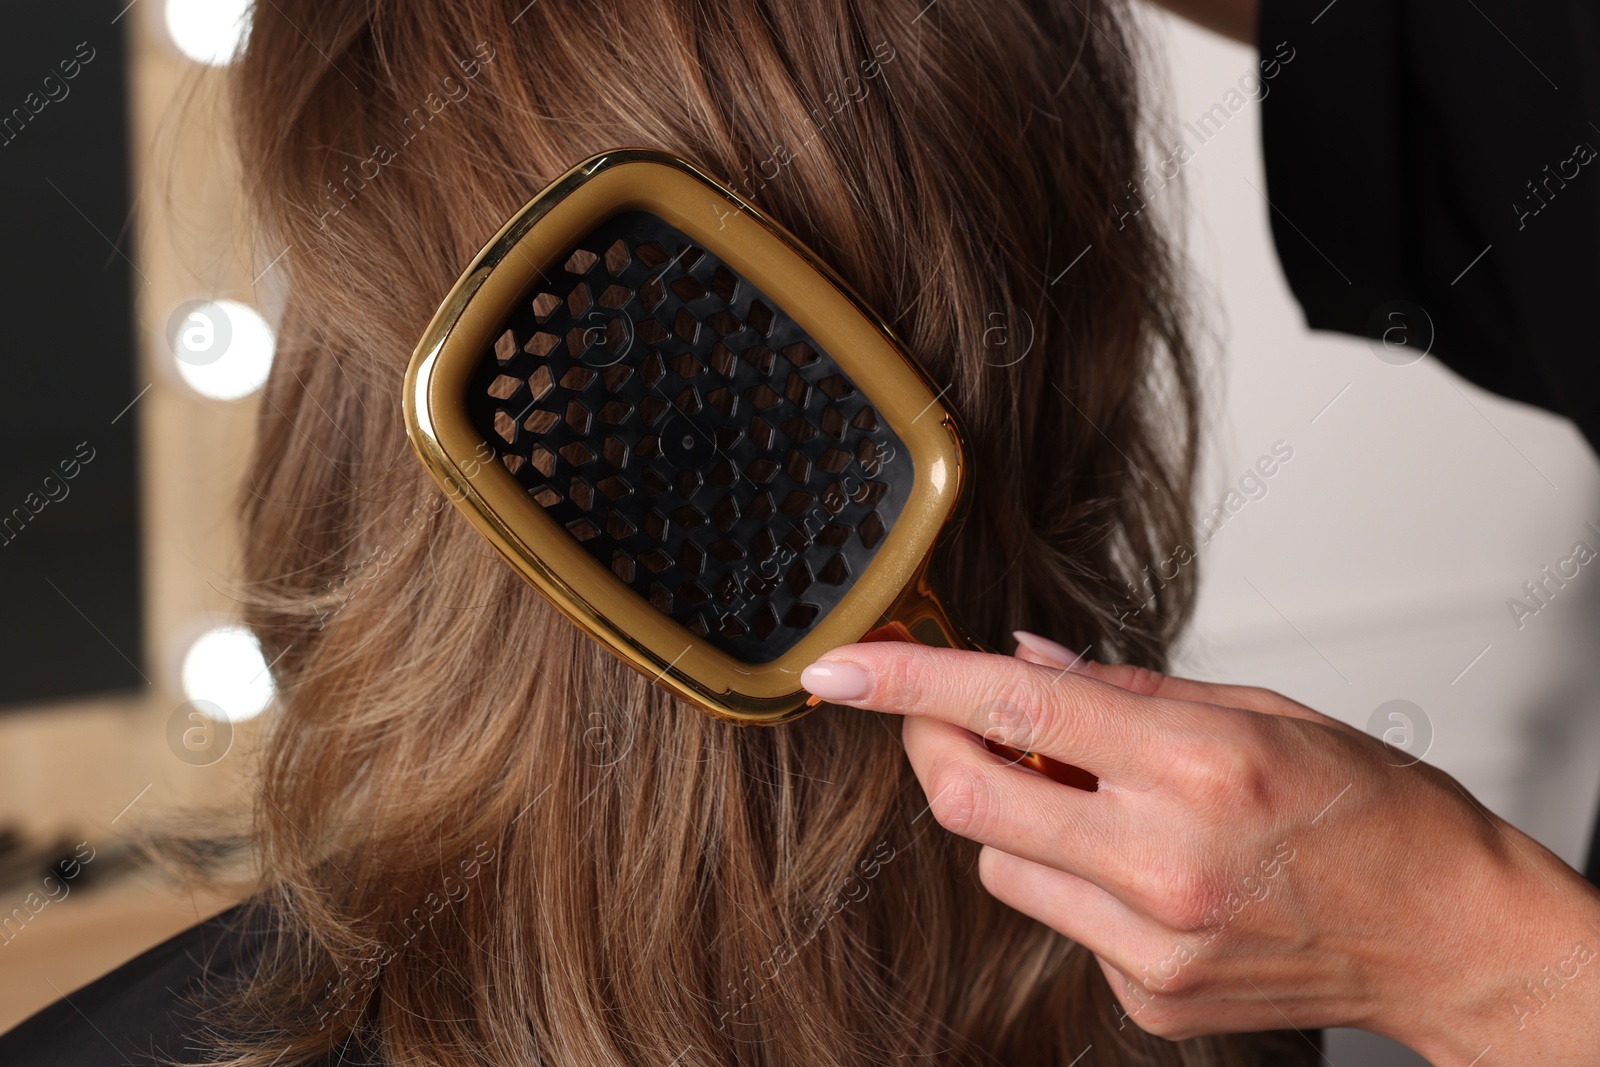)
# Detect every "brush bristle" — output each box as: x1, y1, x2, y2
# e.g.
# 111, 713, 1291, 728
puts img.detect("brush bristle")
469, 210, 911, 662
